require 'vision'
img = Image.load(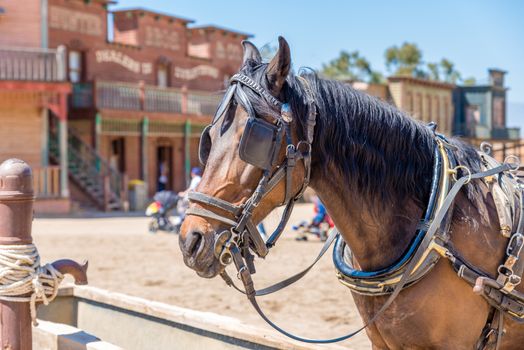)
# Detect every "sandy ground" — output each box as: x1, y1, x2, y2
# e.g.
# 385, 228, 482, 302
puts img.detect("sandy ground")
33, 204, 371, 349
